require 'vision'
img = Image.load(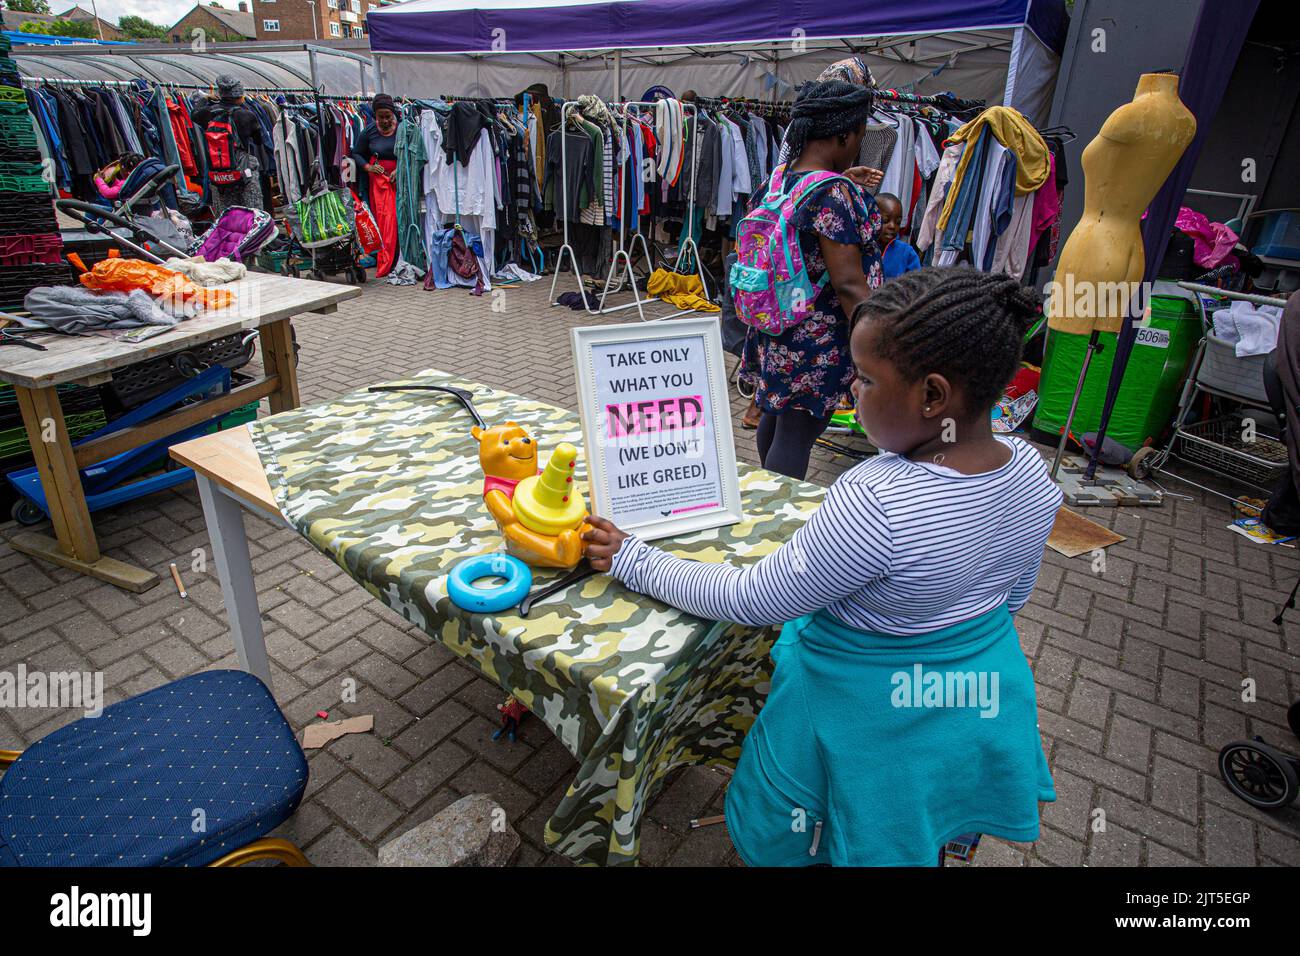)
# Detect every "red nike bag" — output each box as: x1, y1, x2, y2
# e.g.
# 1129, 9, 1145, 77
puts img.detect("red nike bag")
351, 189, 381, 254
